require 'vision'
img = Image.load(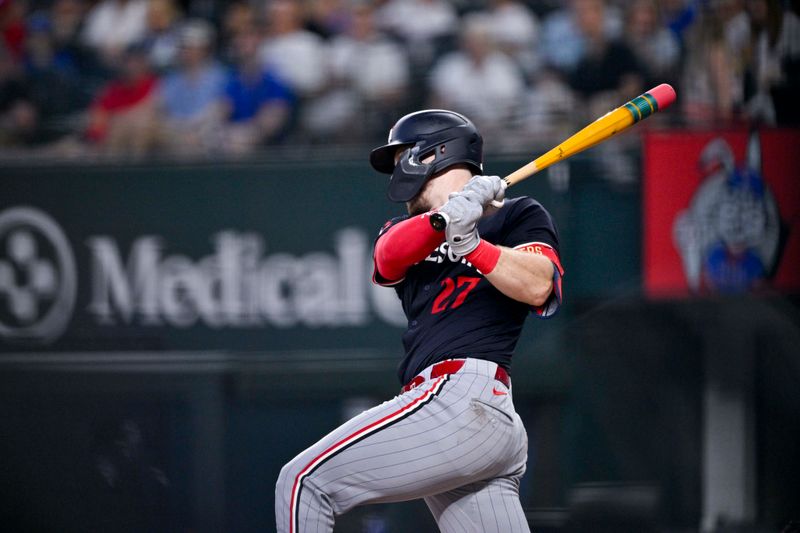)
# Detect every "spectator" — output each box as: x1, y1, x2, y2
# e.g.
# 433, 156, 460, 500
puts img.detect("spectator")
142, 0, 182, 72
82, 0, 149, 65
662, 0, 699, 47
625, 0, 681, 86
567, 0, 644, 118
305, 0, 352, 39
722, 0, 751, 54
157, 19, 226, 155
718, 0, 751, 115
562, 0, 644, 185
50, 0, 86, 51
221, 1, 256, 61
220, 24, 293, 154
428, 13, 524, 143
85, 43, 158, 156
0, 41, 36, 146
331, 3, 408, 105
484, 0, 541, 77
259, 0, 327, 98
50, 0, 104, 79
518, 70, 577, 146
680, 4, 742, 125
375, 0, 458, 67
1, 0, 27, 61
303, 2, 409, 140
742, 0, 800, 125
539, 0, 622, 72
23, 11, 92, 142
